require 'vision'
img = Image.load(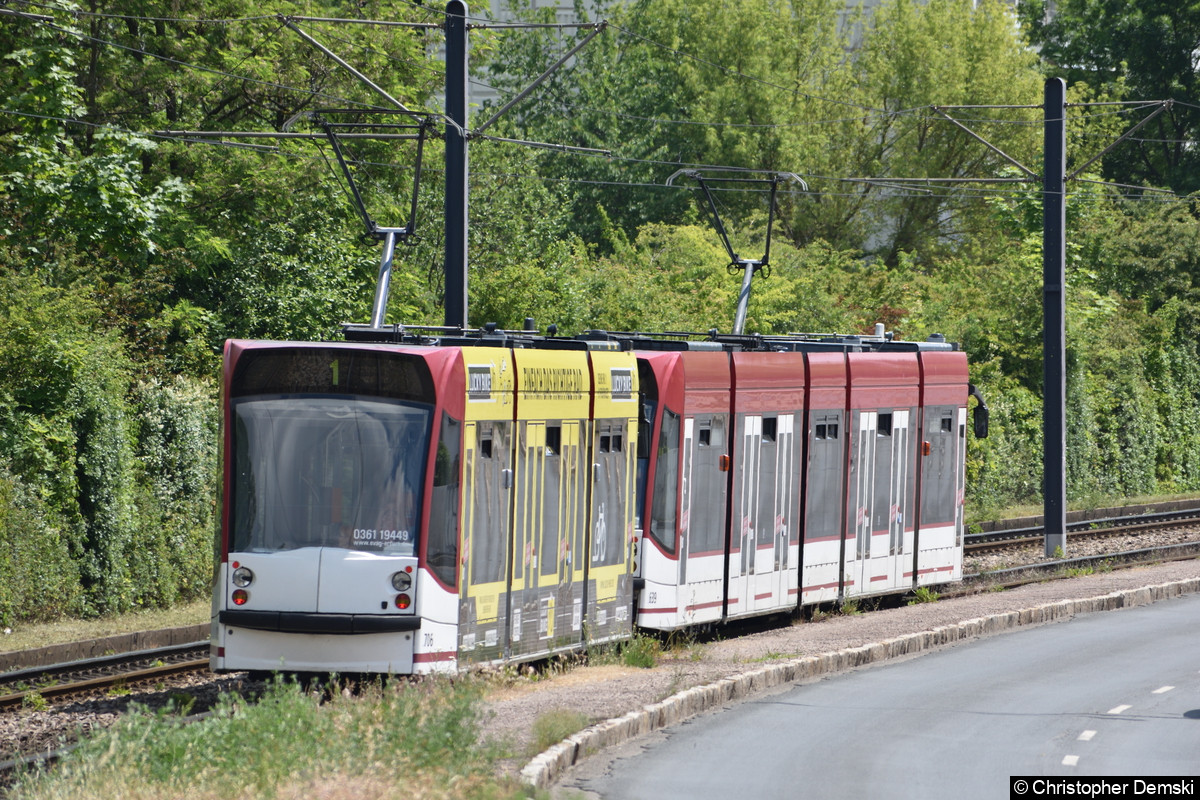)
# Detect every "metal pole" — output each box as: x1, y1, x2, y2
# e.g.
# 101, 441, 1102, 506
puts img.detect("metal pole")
731, 262, 757, 335
444, 0, 469, 329
1043, 78, 1068, 558
370, 230, 397, 328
